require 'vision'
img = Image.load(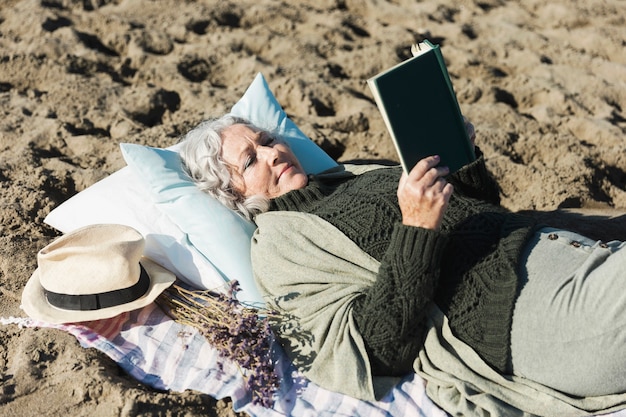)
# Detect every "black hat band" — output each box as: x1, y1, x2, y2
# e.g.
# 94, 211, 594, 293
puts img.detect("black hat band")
44, 264, 151, 311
